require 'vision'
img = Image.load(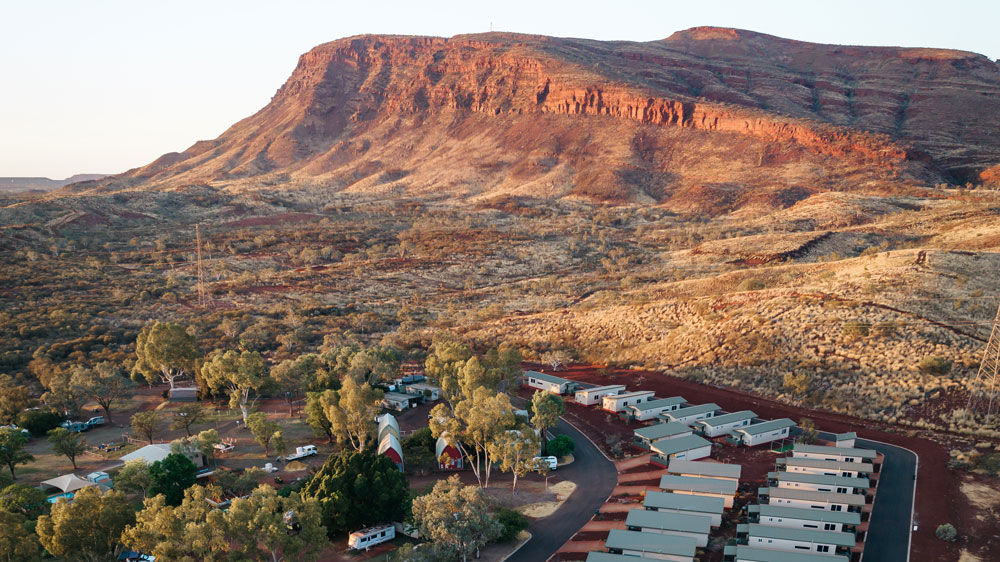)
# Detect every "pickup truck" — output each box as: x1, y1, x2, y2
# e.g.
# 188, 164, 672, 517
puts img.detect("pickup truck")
284, 445, 318, 461
85, 416, 105, 428
59, 421, 87, 433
